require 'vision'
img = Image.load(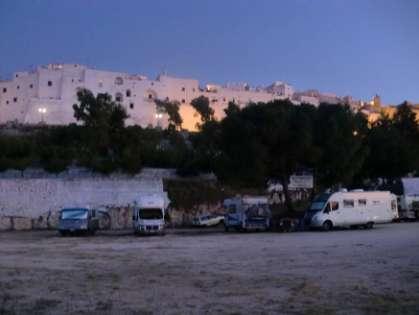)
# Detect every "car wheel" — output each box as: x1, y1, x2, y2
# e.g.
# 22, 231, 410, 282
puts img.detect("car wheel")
322, 220, 332, 231
365, 222, 374, 229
